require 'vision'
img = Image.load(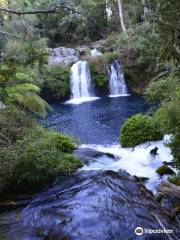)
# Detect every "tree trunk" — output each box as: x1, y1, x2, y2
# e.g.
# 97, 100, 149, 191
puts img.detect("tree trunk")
117, 0, 126, 32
